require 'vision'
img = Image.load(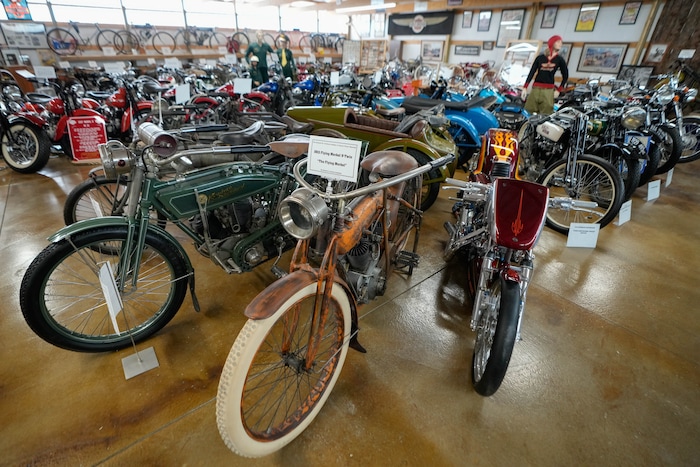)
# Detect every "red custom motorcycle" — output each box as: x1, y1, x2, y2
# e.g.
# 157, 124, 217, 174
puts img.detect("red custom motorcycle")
443, 128, 596, 396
